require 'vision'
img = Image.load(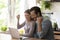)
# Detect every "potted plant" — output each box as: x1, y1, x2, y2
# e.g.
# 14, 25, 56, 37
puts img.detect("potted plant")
41, 1, 52, 10
1, 25, 7, 32
53, 22, 58, 31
